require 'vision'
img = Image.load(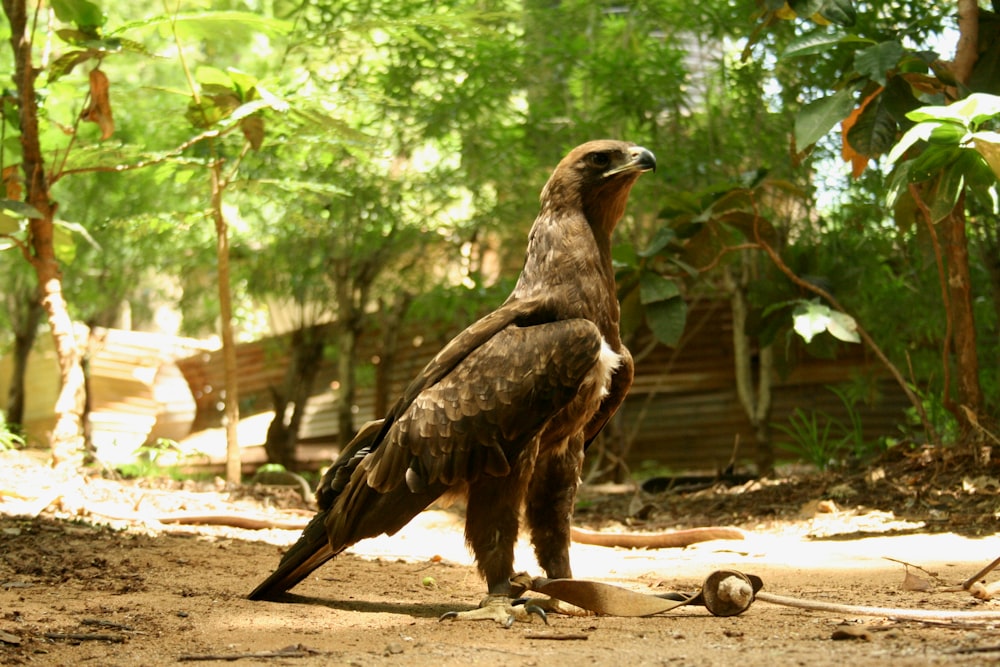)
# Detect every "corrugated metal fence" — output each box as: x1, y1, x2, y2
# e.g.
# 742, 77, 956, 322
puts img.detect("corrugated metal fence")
175, 299, 910, 473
